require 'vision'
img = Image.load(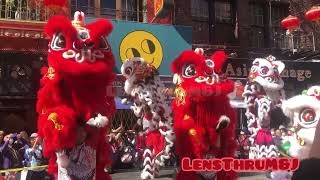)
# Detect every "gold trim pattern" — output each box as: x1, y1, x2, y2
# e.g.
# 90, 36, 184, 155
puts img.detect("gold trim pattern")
48, 112, 64, 130
46, 67, 55, 80
175, 86, 186, 105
